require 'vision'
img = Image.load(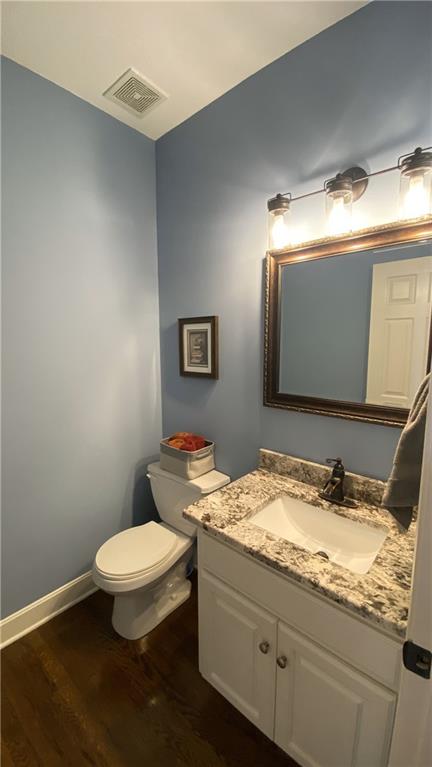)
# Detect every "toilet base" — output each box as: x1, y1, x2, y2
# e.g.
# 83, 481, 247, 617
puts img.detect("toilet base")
111, 554, 192, 640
